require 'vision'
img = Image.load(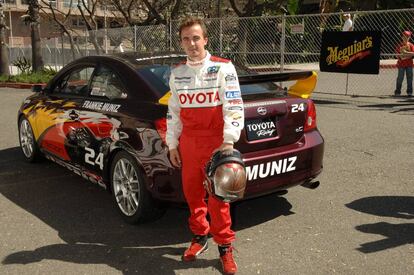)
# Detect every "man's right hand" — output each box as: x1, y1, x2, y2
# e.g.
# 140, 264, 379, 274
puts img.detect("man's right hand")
169, 148, 181, 168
